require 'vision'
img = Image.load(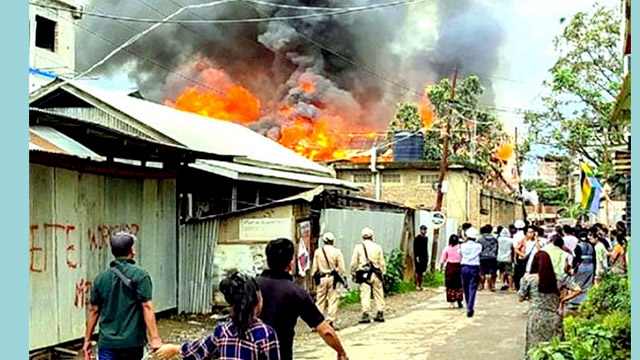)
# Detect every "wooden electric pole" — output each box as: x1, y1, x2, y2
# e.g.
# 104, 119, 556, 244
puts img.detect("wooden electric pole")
515, 127, 528, 221
429, 66, 457, 273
